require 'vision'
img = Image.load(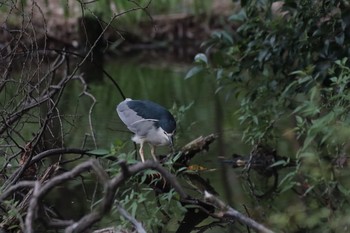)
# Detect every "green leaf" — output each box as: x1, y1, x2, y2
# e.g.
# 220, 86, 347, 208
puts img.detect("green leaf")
302, 134, 316, 149
87, 149, 109, 156
337, 183, 350, 196
302, 185, 315, 196
279, 171, 296, 187
280, 181, 297, 193
289, 70, 307, 76
130, 202, 137, 217
194, 53, 208, 65
297, 75, 312, 84
185, 66, 203, 79
296, 115, 303, 124
228, 9, 247, 22
268, 159, 288, 168
281, 80, 298, 97
212, 31, 234, 45
215, 86, 224, 94
216, 68, 223, 80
